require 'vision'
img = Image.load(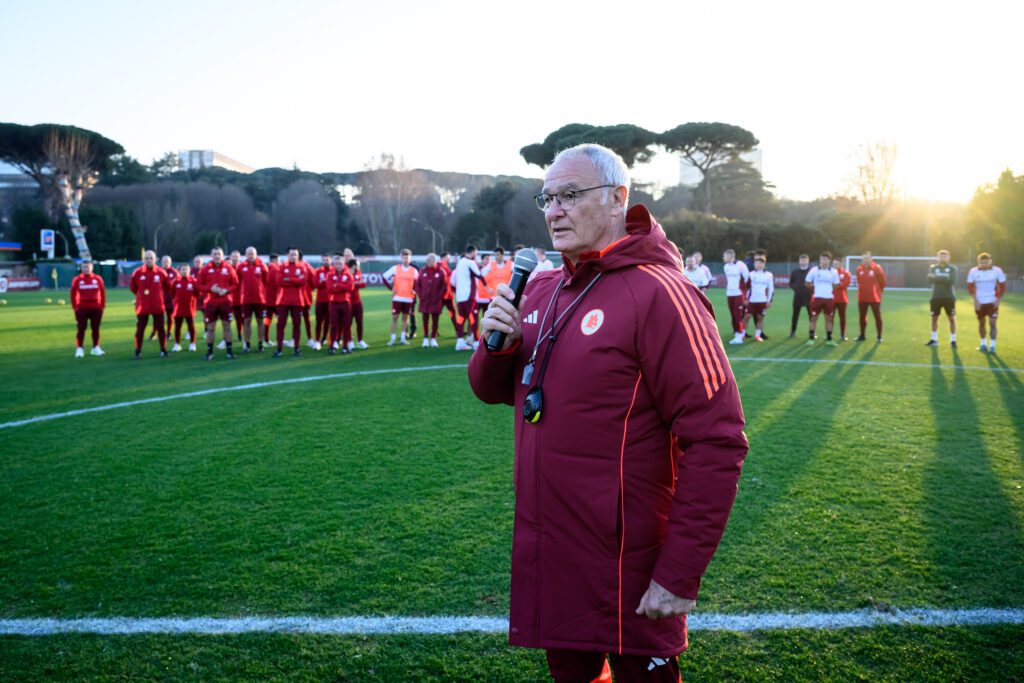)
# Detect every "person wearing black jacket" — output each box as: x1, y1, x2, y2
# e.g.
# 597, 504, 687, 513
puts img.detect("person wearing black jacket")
789, 254, 812, 338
